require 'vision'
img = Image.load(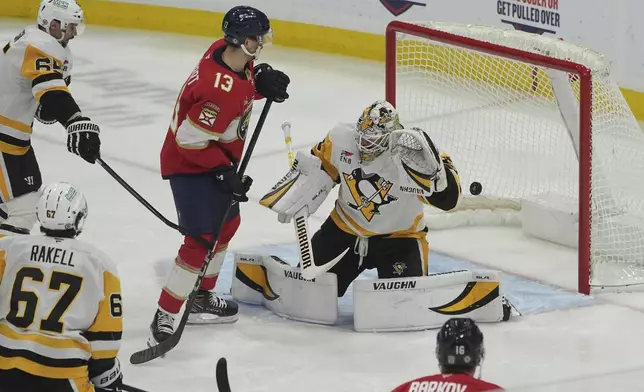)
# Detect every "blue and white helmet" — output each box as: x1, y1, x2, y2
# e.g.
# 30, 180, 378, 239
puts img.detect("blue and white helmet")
37, 182, 88, 236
